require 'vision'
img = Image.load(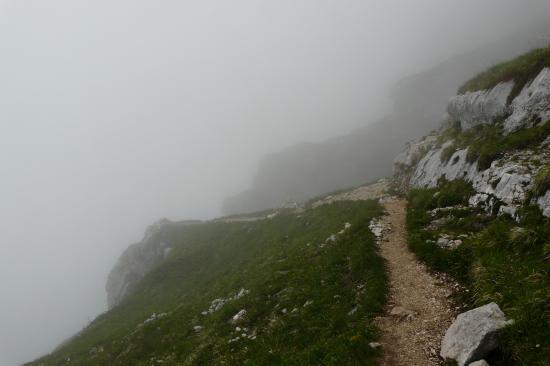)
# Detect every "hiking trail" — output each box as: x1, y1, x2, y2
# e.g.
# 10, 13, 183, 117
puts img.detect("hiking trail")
374, 198, 457, 365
